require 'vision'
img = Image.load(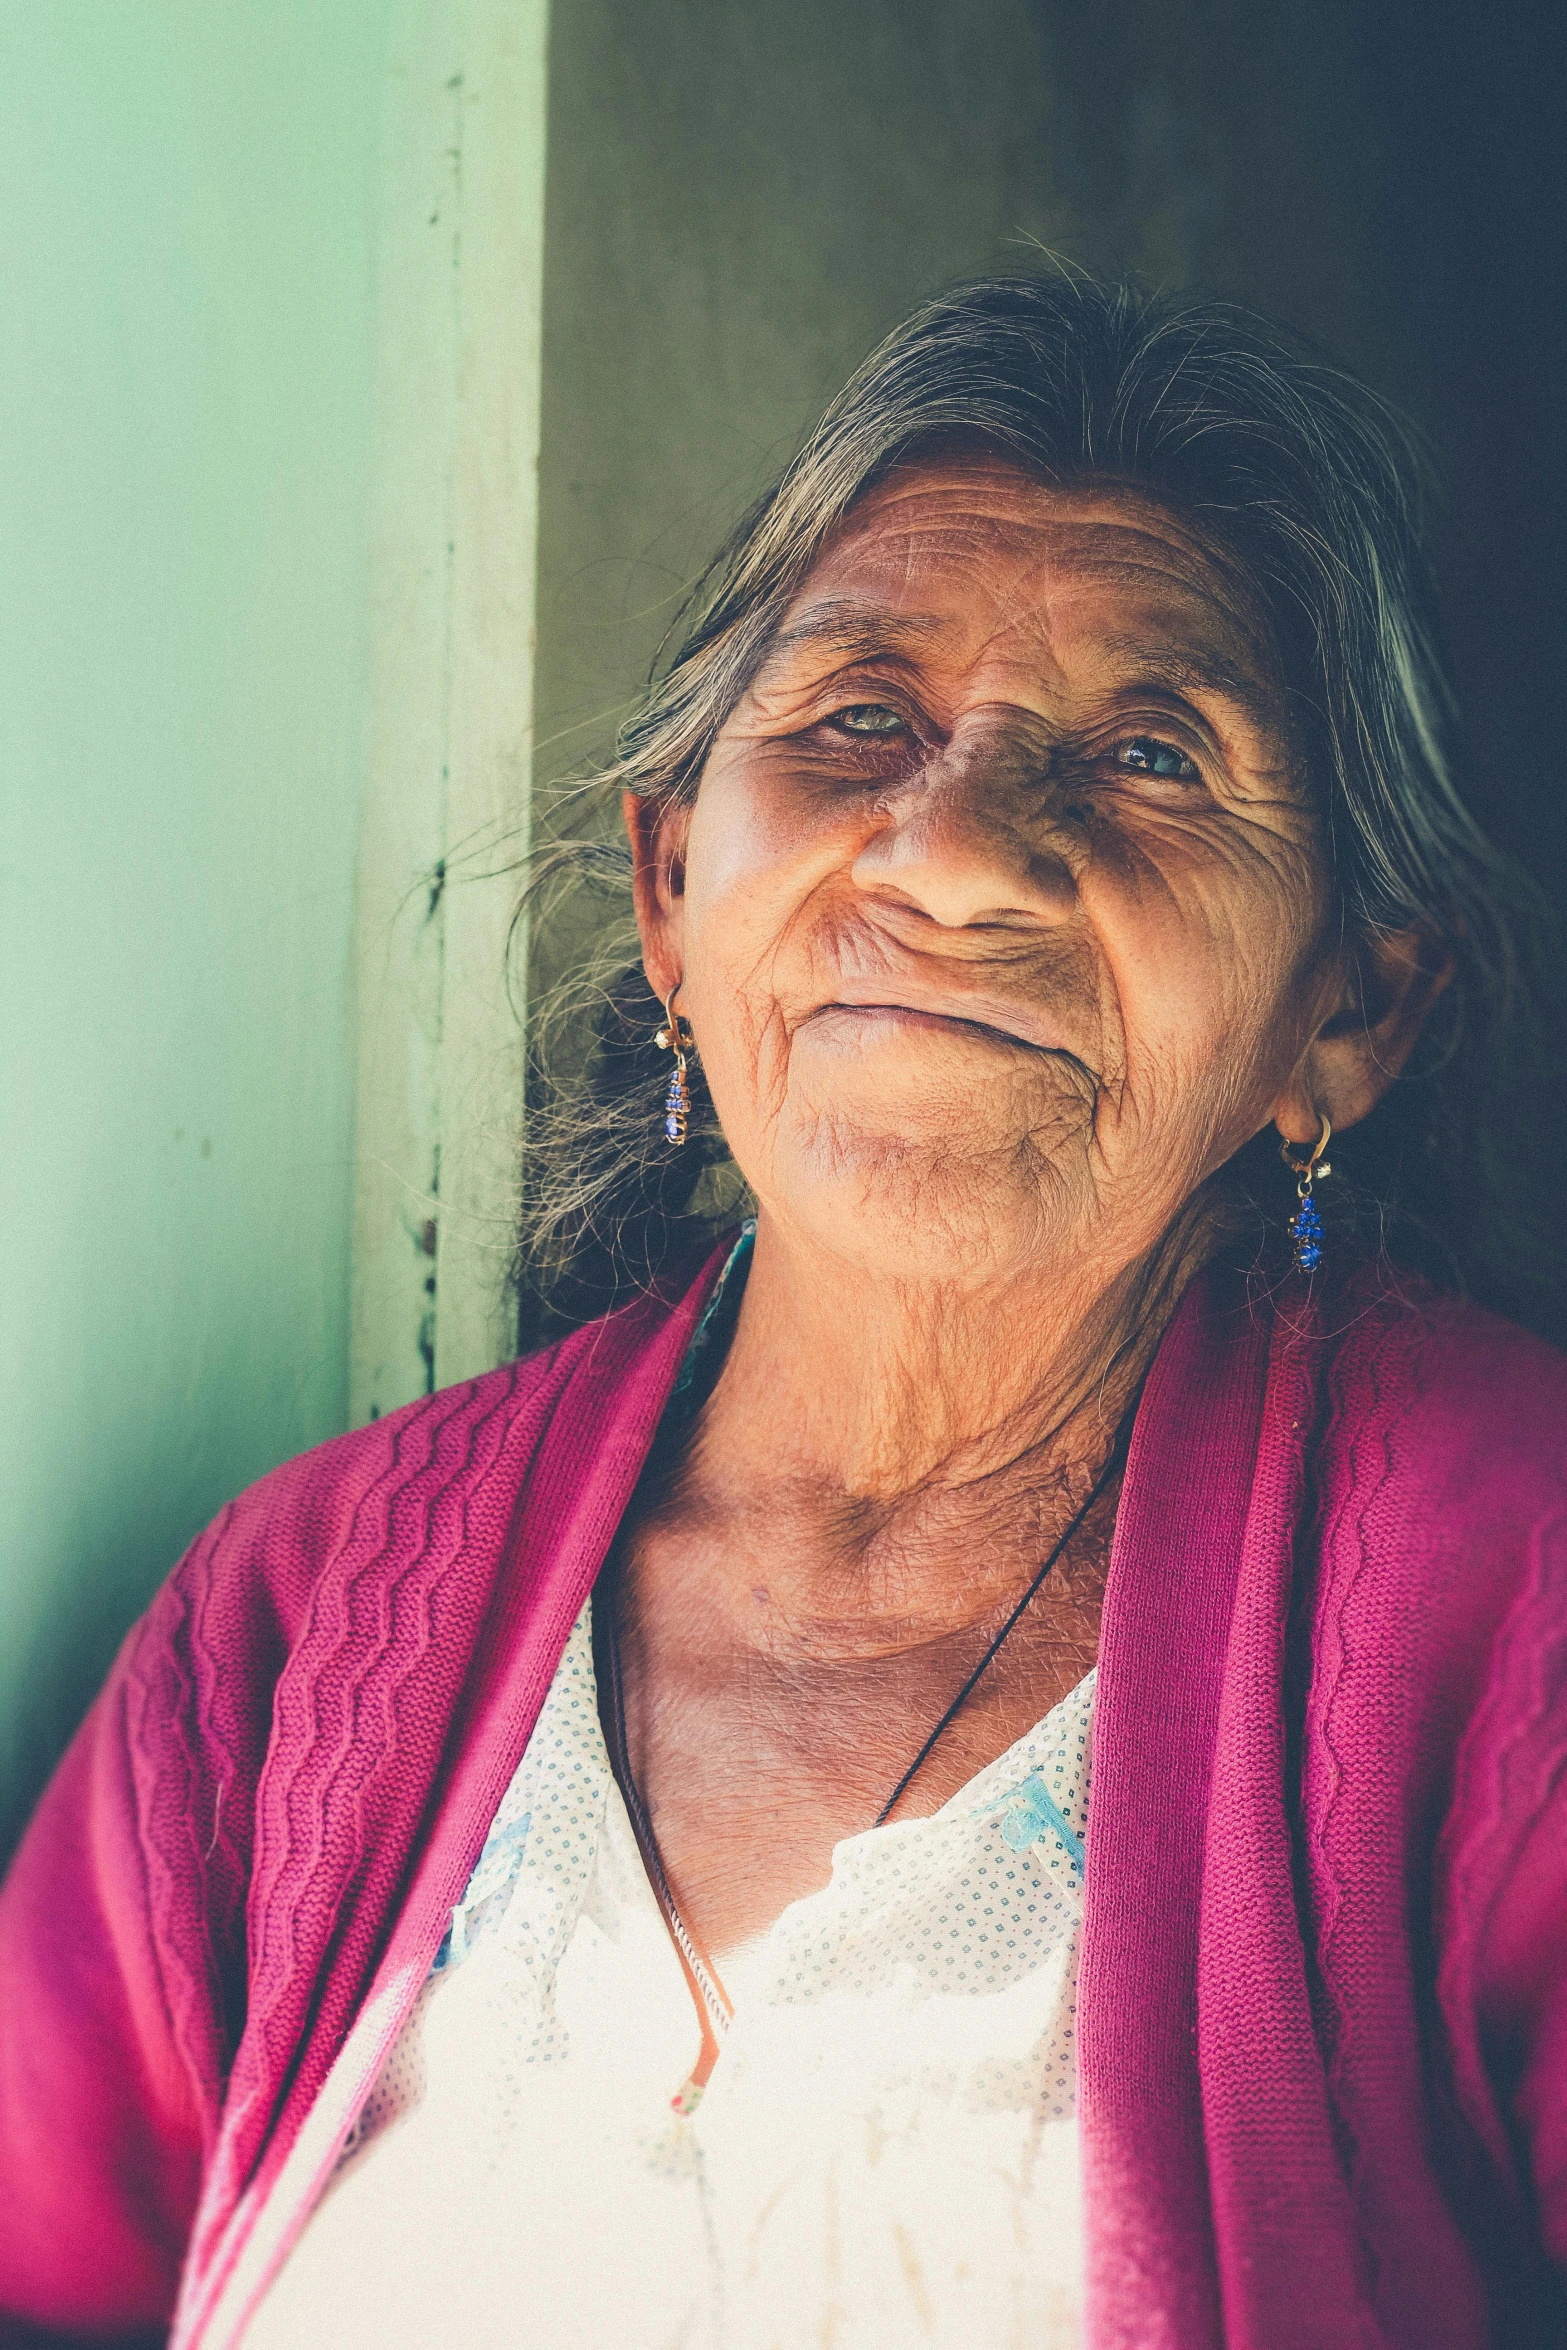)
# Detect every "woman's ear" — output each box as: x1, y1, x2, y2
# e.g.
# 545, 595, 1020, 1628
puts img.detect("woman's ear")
1272, 923, 1455, 1146
623, 788, 690, 1004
